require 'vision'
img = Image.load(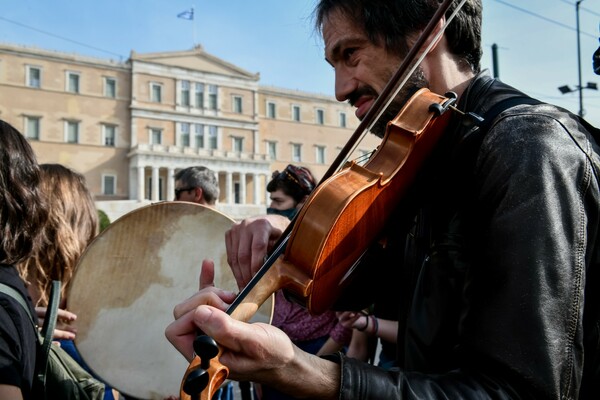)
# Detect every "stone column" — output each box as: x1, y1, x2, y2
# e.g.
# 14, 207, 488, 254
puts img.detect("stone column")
225, 172, 233, 204
152, 166, 159, 202
167, 167, 175, 201
253, 173, 260, 205
137, 166, 145, 201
